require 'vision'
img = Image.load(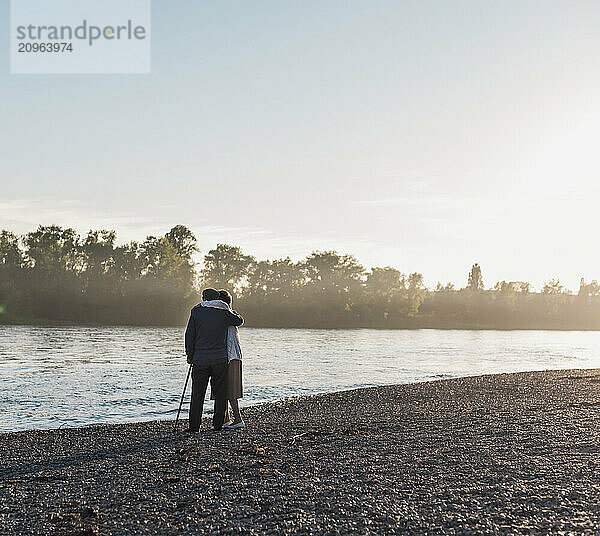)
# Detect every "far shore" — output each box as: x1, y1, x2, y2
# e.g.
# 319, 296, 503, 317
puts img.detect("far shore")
3, 316, 600, 331
3, 369, 600, 535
